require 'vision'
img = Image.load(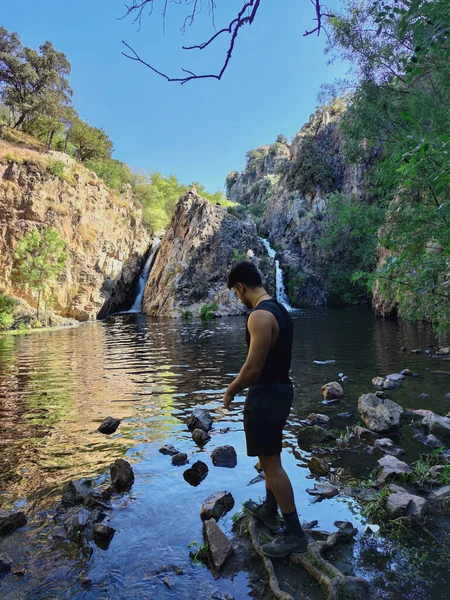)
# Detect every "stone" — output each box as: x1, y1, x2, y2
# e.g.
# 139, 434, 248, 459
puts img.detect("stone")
386, 373, 406, 381
0, 553, 12, 574
297, 426, 335, 449
187, 408, 213, 433
321, 399, 341, 406
63, 507, 92, 539
358, 393, 403, 432
375, 390, 387, 399
422, 412, 450, 445
110, 459, 134, 491
159, 444, 180, 456
400, 369, 413, 376
163, 576, 174, 589
386, 492, 428, 519
375, 455, 413, 485
61, 479, 93, 508
192, 428, 211, 445
341, 375, 353, 383
97, 417, 121, 434
0, 510, 27, 536
425, 434, 443, 449
173, 565, 183, 575
418, 393, 430, 400
307, 457, 330, 476
437, 347, 450, 355
305, 413, 330, 426
383, 379, 401, 390
445, 393, 450, 401
372, 377, 386, 389
203, 519, 233, 571
200, 491, 235, 521
400, 347, 408, 352
93, 524, 116, 548
183, 461, 209, 486
248, 473, 265, 486
306, 483, 338, 500
354, 425, 379, 442
338, 412, 352, 418
374, 438, 404, 457
172, 453, 189, 466
321, 381, 344, 400
211, 446, 237, 468
410, 348, 421, 354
